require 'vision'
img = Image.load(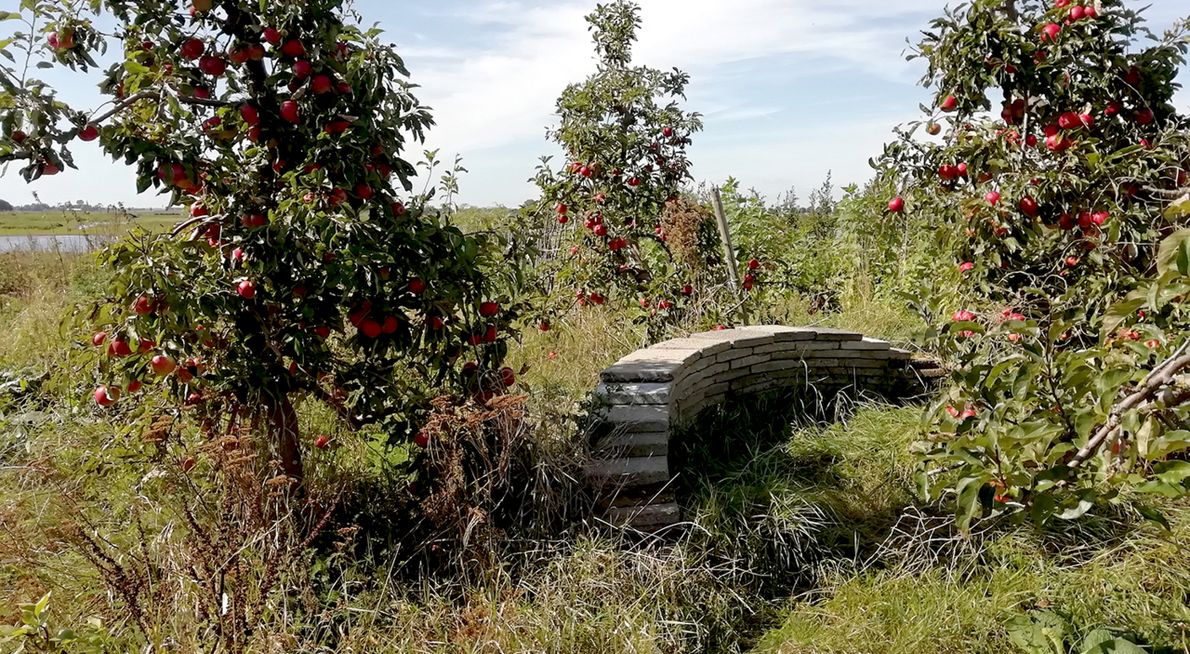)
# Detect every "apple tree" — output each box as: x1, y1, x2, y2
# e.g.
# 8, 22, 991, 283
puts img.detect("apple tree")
527, 0, 756, 336
875, 0, 1190, 527
1, 0, 515, 482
